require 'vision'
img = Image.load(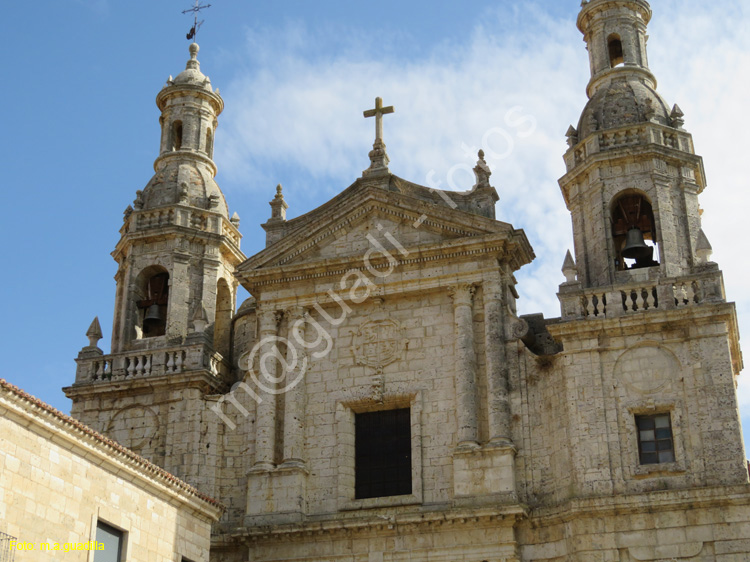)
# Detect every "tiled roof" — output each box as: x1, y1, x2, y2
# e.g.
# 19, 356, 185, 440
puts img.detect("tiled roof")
0, 378, 223, 512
